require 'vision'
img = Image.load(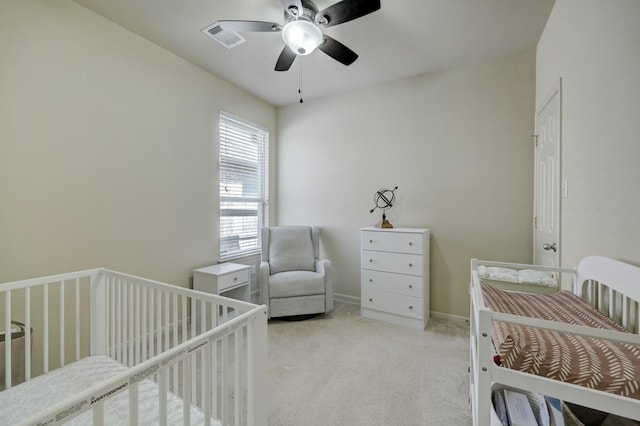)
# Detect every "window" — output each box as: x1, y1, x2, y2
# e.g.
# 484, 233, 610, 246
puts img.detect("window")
219, 112, 269, 259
